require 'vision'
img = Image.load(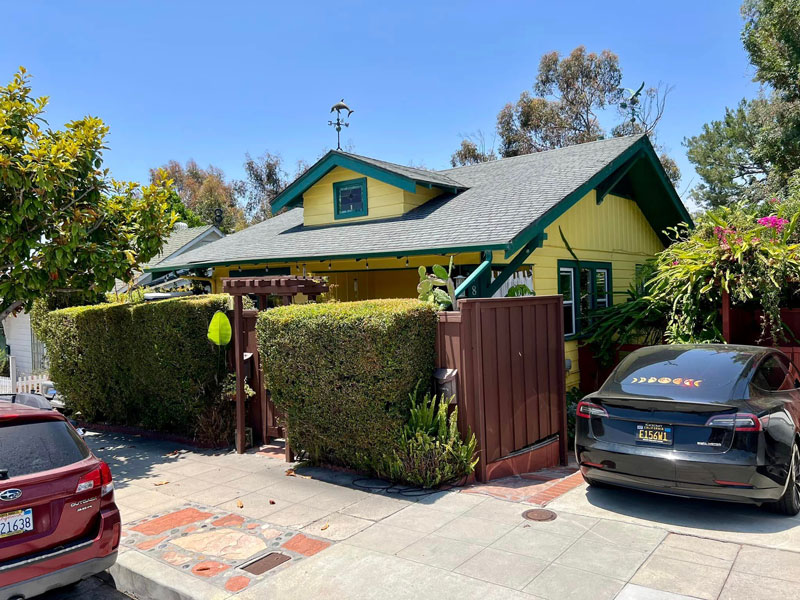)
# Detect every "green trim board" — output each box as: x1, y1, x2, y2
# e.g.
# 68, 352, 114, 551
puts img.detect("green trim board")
145, 243, 503, 274
503, 136, 692, 259
455, 253, 492, 298
270, 150, 467, 213
333, 177, 368, 219
557, 259, 613, 340
485, 233, 545, 297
